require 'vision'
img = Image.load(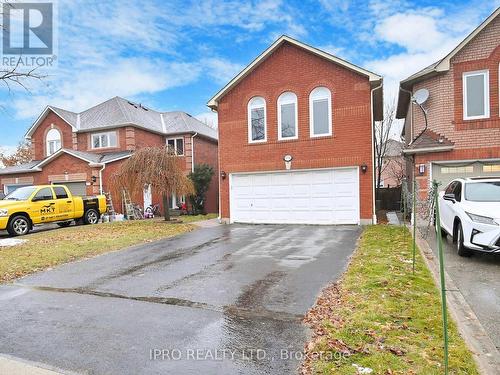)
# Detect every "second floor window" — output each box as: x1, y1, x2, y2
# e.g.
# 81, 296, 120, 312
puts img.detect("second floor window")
167, 138, 184, 155
248, 97, 266, 143
278, 92, 298, 140
92, 131, 117, 149
463, 70, 489, 120
46, 128, 61, 156
310, 87, 332, 137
